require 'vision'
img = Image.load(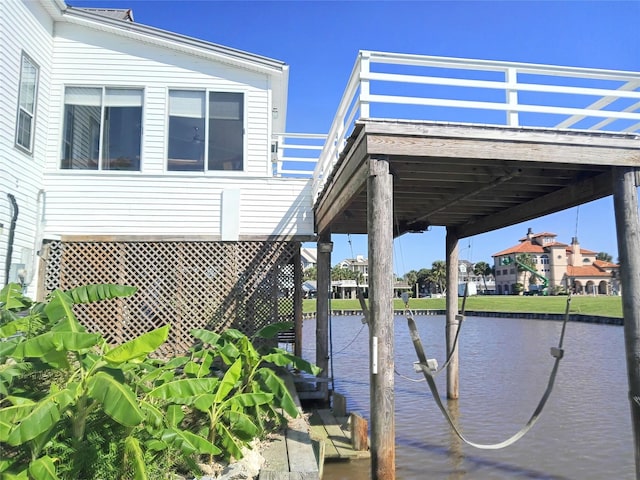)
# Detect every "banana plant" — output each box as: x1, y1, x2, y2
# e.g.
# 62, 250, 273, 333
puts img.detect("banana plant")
0, 284, 170, 479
